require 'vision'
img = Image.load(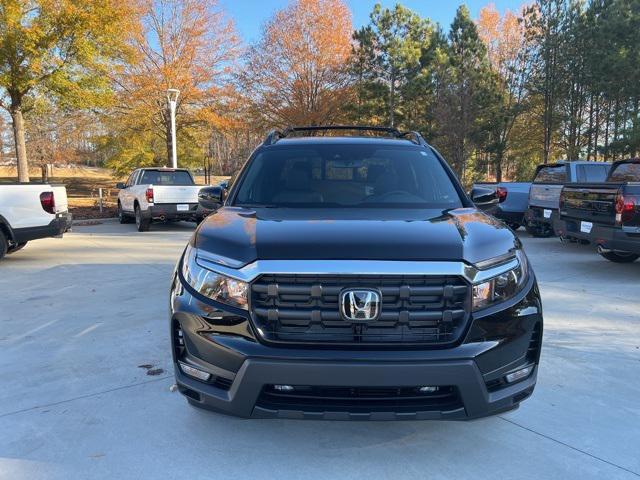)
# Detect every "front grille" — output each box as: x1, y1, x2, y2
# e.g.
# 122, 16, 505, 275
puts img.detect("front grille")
256, 385, 463, 413
250, 274, 470, 345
